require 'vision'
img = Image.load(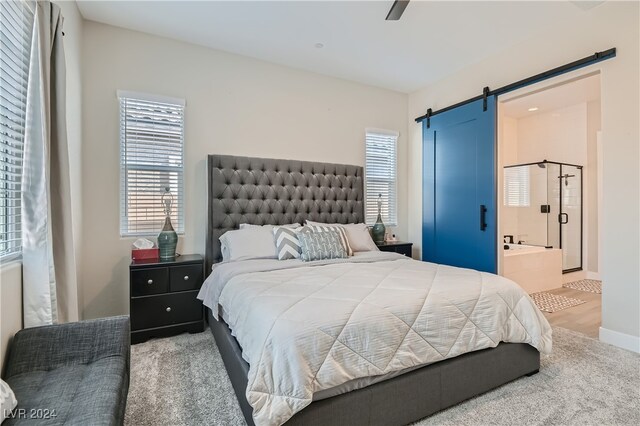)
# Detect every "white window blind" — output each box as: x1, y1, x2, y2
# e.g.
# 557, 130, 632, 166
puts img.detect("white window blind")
365, 129, 398, 226
0, 1, 33, 259
119, 91, 185, 236
504, 167, 530, 207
